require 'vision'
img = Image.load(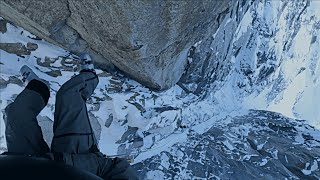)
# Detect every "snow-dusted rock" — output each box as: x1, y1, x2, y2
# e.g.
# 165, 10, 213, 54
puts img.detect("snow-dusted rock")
181, 0, 320, 127
133, 110, 320, 179
37, 115, 53, 147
